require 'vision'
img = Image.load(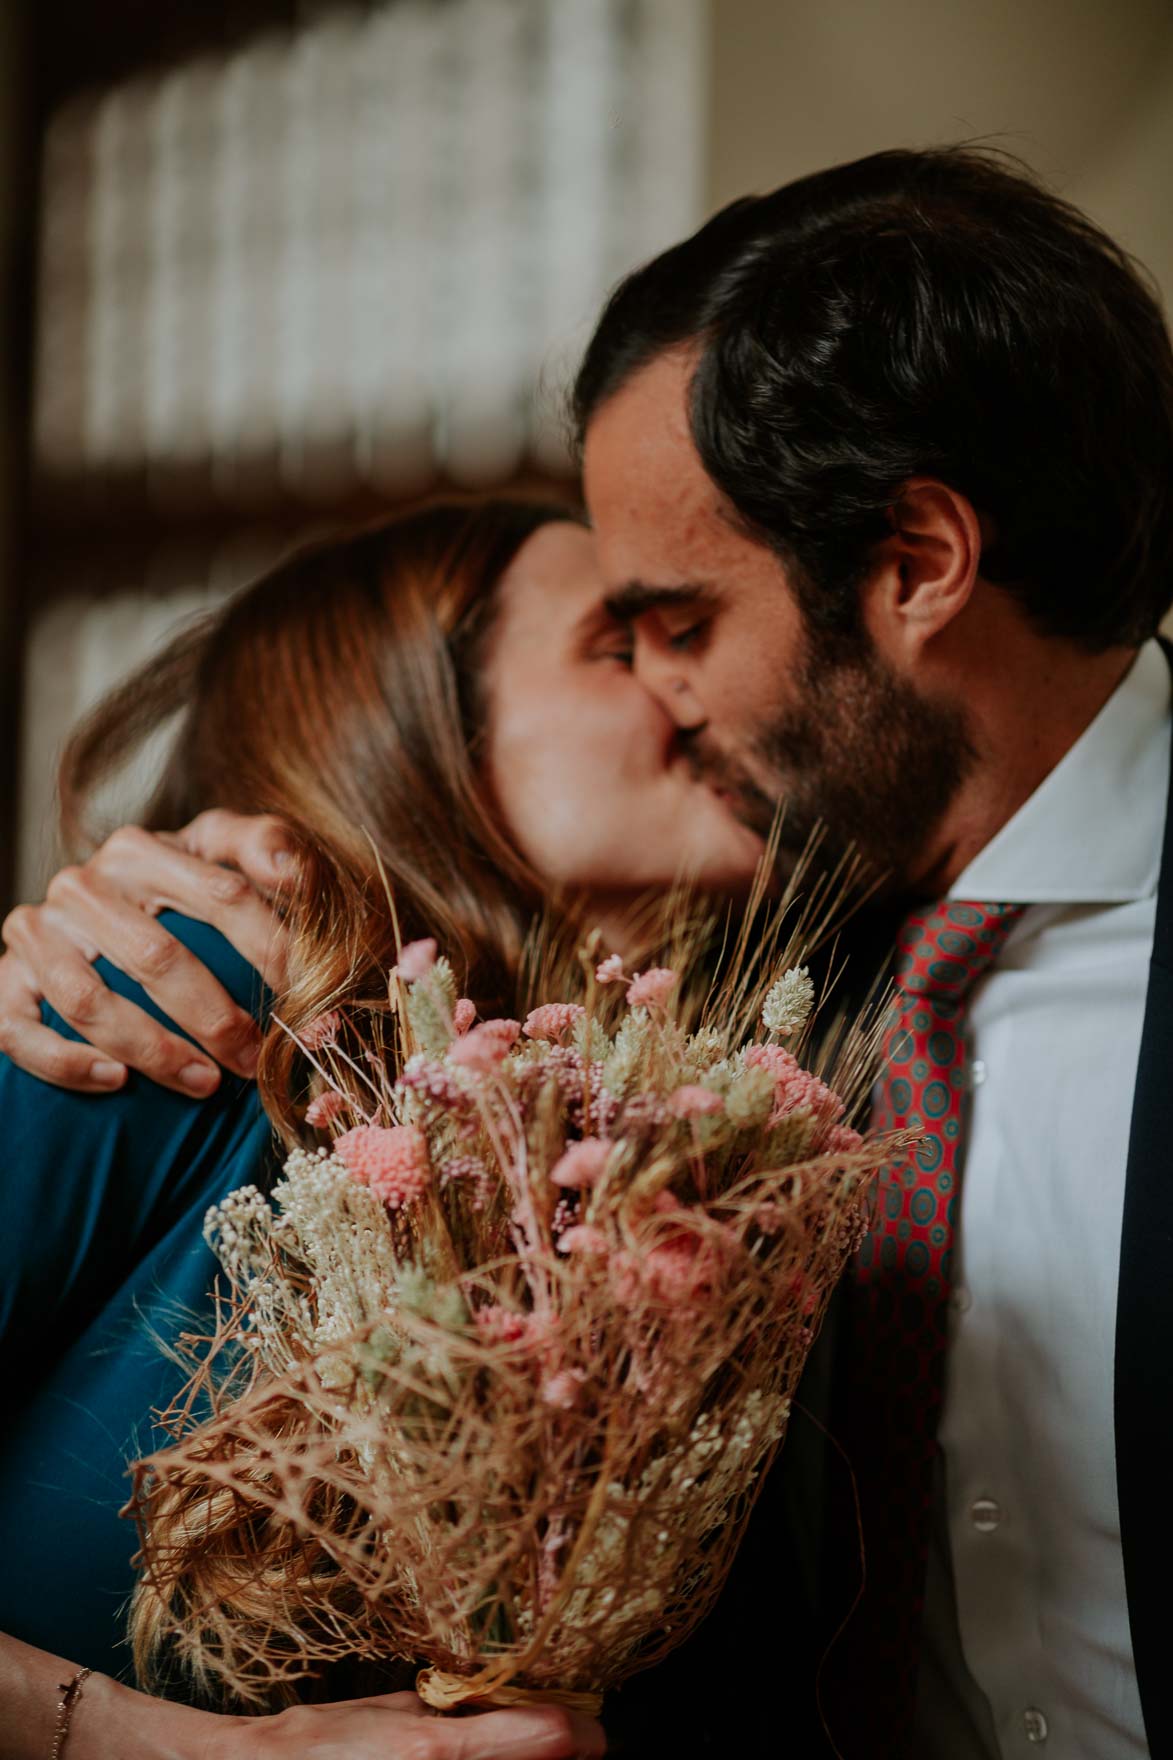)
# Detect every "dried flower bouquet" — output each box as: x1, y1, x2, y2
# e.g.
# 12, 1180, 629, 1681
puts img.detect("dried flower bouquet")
131, 871, 894, 1715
